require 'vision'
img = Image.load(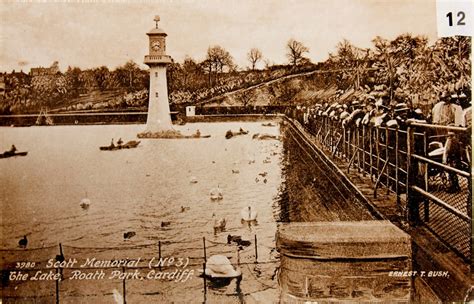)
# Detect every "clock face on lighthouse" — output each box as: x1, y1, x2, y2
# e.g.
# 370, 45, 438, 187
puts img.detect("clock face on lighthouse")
151, 40, 161, 51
